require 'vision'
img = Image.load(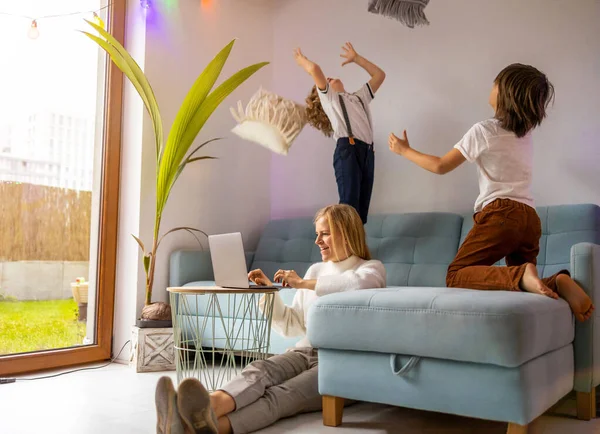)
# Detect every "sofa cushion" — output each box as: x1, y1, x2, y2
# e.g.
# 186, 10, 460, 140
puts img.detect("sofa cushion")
252, 218, 322, 280
308, 287, 574, 368
252, 212, 464, 288
365, 213, 463, 287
